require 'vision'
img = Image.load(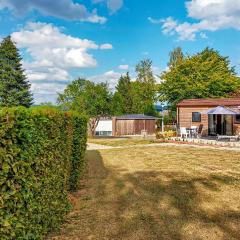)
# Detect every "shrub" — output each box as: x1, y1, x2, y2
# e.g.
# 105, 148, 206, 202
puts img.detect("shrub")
156, 130, 177, 139
0, 107, 87, 239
